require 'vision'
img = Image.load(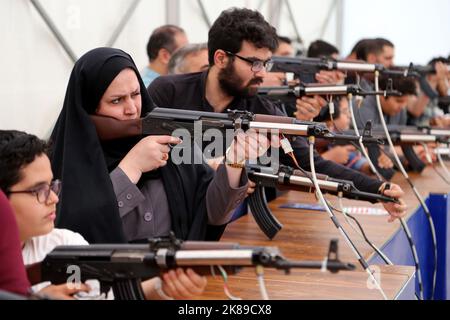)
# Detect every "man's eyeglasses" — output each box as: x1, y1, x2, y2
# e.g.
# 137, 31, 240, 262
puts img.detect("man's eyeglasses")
7, 180, 62, 204
224, 51, 274, 72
